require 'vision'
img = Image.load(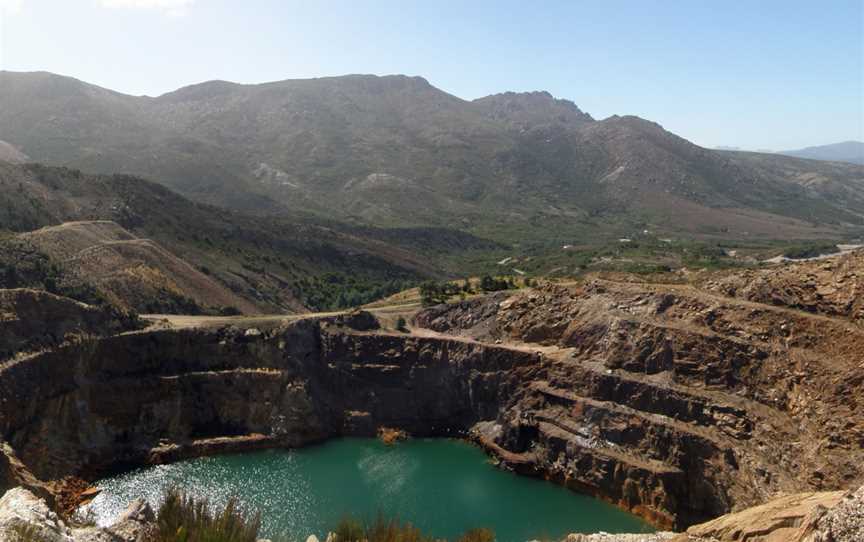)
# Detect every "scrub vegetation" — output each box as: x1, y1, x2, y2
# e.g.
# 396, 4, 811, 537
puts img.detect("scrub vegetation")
147, 490, 495, 542
333, 517, 495, 542
155, 489, 261, 542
